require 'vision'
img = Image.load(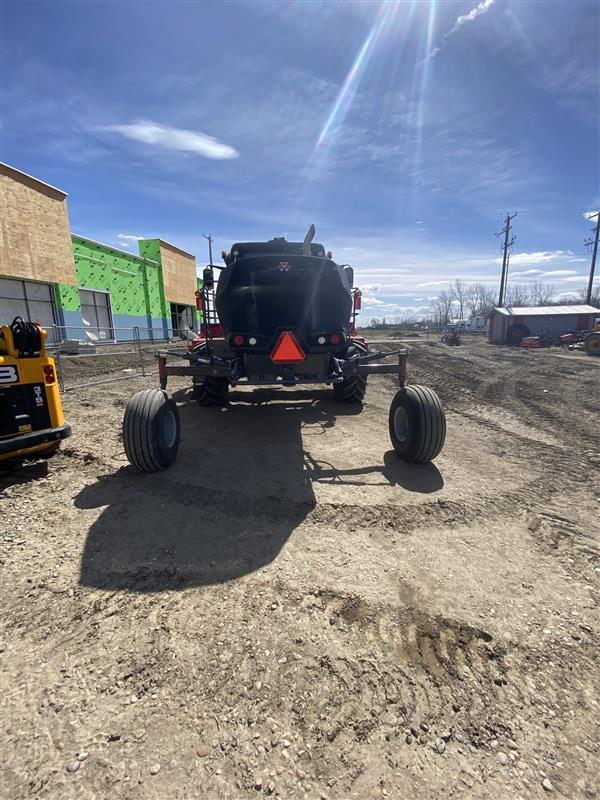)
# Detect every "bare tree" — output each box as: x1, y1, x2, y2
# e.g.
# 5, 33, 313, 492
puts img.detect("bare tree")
464, 284, 479, 318
431, 282, 497, 323
450, 279, 468, 322
578, 287, 600, 307
506, 284, 533, 306
438, 290, 454, 324
531, 281, 555, 305
475, 284, 497, 316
